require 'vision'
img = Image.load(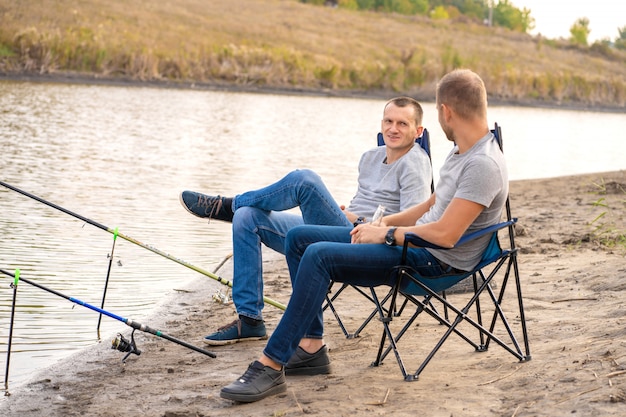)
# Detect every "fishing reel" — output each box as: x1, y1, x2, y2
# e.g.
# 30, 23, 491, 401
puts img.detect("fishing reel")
111, 329, 142, 362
